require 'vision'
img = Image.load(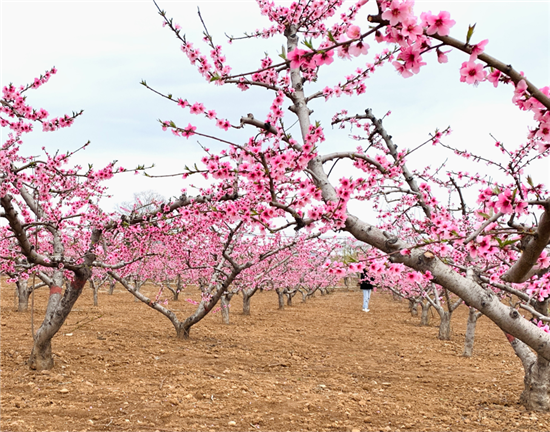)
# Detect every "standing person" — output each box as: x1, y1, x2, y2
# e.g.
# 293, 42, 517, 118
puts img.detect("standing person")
360, 269, 374, 312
